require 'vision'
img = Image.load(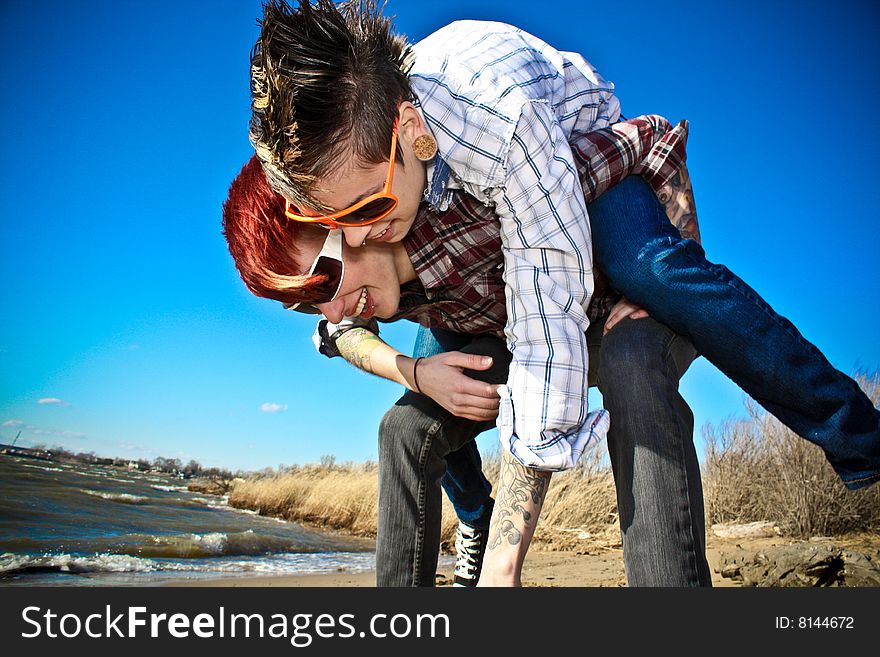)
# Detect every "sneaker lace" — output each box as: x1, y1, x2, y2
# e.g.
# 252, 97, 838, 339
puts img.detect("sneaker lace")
454, 523, 485, 578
